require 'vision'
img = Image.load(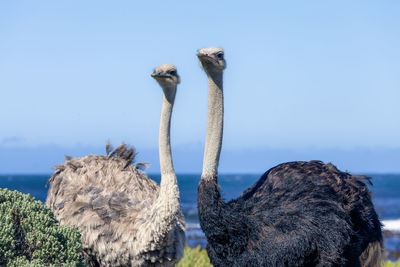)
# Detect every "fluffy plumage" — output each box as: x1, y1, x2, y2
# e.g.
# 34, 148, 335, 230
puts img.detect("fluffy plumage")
199, 161, 382, 266
47, 64, 184, 266
46, 143, 185, 266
